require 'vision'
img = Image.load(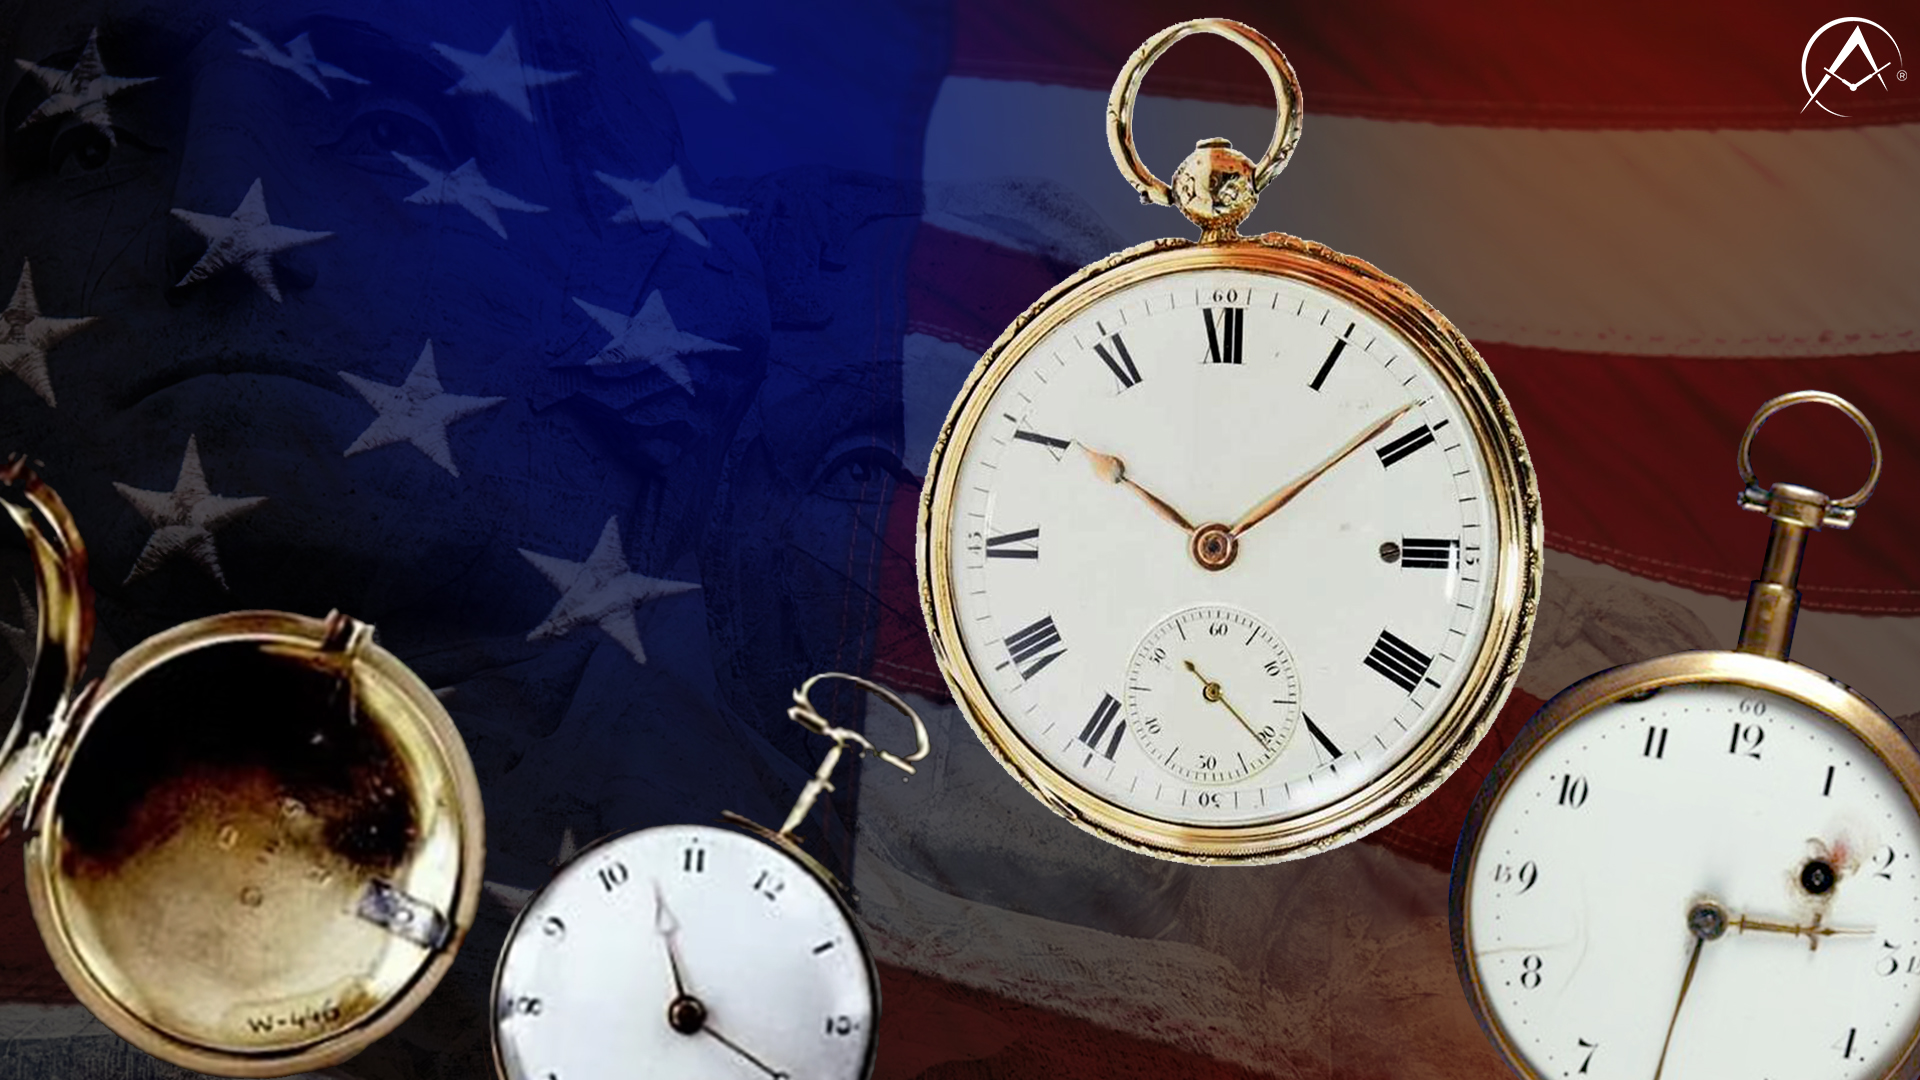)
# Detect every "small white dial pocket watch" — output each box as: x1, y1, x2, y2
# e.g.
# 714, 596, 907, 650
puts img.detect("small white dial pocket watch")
1453, 392, 1920, 1080
490, 674, 928, 1080
916, 19, 1541, 862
